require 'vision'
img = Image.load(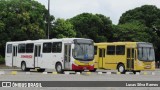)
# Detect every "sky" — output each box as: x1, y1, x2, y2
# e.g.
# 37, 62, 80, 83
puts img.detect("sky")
35, 0, 160, 25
